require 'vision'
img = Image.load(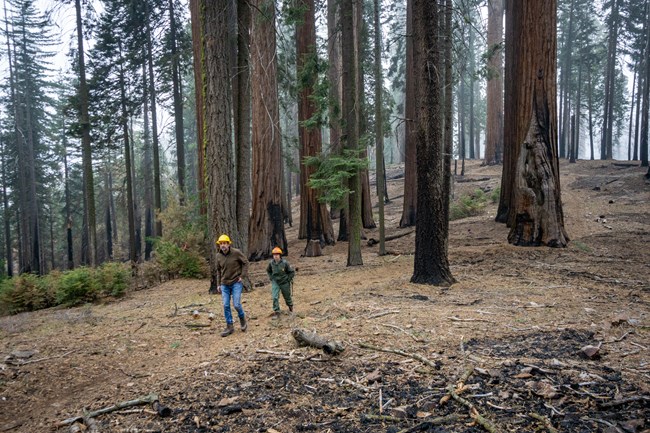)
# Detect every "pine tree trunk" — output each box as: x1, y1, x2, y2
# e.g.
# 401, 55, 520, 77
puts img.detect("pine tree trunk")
627, 63, 637, 160
104, 171, 113, 260
168, 0, 186, 202
559, 0, 574, 159
588, 70, 595, 160
400, 0, 417, 228
189, 0, 207, 216
297, 0, 335, 255
142, 61, 154, 261
204, 0, 240, 288
484, 0, 503, 165
468, 27, 476, 160
327, 0, 343, 226
574, 62, 582, 161
75, 0, 97, 267
145, 3, 163, 237
640, 0, 649, 168
373, 0, 385, 256
411, 0, 454, 286
442, 0, 453, 246
248, 0, 287, 261
118, 41, 137, 264
341, 0, 362, 266
506, 0, 568, 248
602, 0, 619, 160
2, 148, 13, 276
236, 0, 252, 256
62, 133, 73, 270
